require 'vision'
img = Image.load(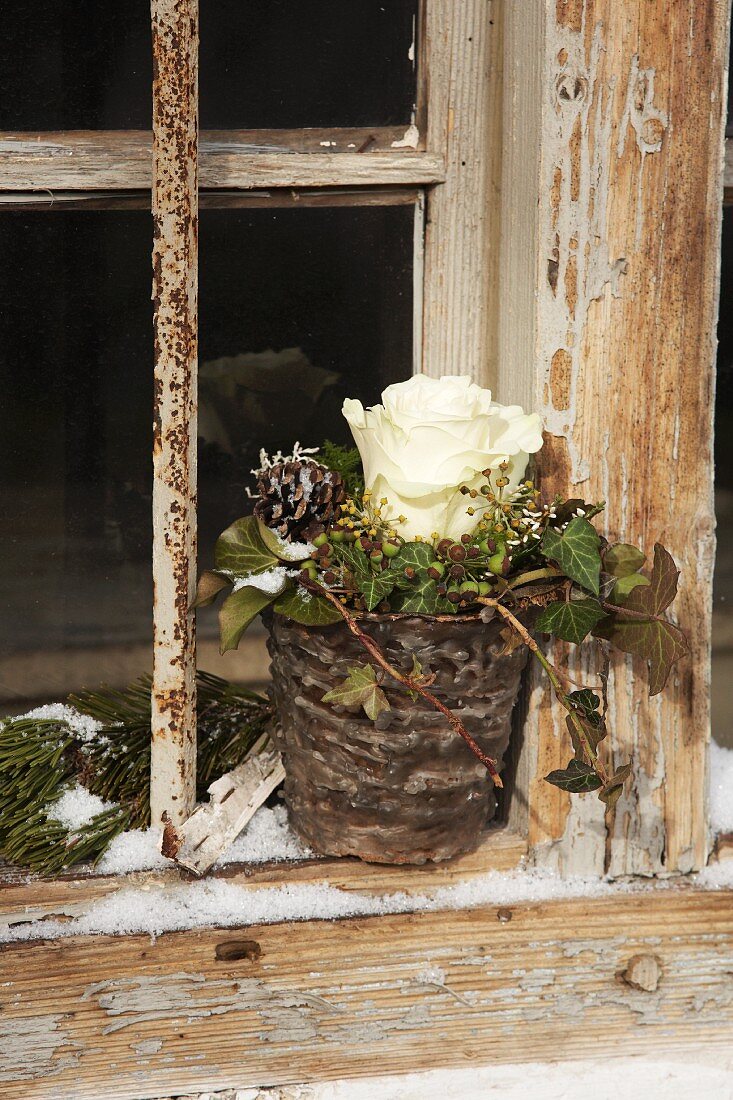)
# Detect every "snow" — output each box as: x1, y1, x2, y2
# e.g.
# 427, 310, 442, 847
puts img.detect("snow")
214, 1055, 733, 1099
232, 566, 290, 594
3, 826, 733, 944
0, 866, 623, 943
95, 806, 312, 876
272, 532, 315, 561
21, 703, 104, 743
96, 827, 170, 875
47, 784, 115, 834
710, 740, 733, 835
214, 804, 312, 865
